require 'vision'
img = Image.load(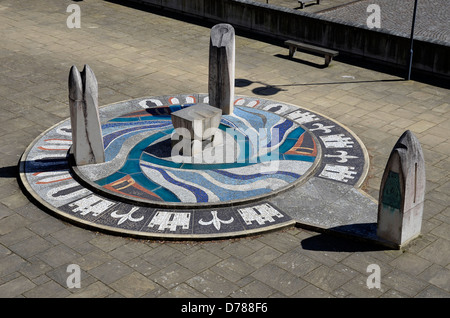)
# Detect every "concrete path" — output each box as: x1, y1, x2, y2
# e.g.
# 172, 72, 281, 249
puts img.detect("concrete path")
0, 0, 449, 298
